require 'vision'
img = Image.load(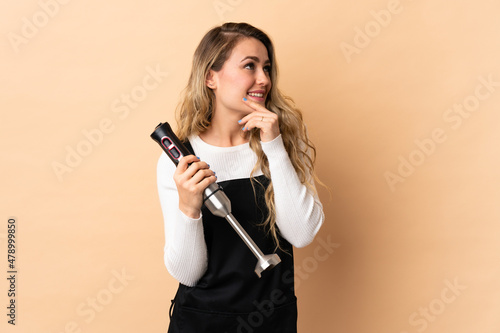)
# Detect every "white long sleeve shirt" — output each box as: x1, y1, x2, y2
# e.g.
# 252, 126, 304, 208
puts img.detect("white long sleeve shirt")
157, 134, 324, 286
